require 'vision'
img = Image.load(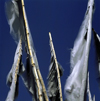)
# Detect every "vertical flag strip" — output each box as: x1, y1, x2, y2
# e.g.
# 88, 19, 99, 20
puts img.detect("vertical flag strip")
64, 0, 94, 101
20, 0, 49, 101
6, 38, 24, 101
64, 28, 87, 101
80, 0, 94, 100
5, 0, 26, 44
21, 54, 40, 101
47, 32, 63, 101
